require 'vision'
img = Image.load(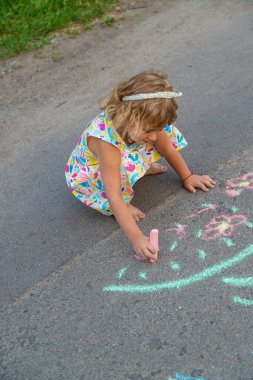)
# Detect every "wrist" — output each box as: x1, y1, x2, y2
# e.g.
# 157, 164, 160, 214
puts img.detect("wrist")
182, 171, 194, 182
129, 231, 144, 245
